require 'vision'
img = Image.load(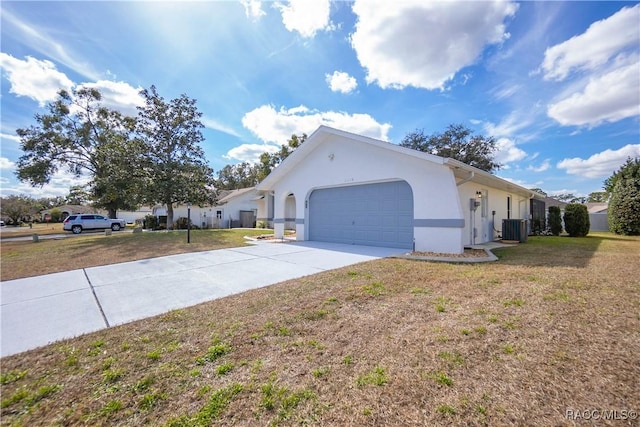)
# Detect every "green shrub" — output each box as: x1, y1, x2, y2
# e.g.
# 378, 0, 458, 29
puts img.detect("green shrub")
50, 208, 63, 223
548, 206, 562, 236
143, 214, 158, 230
608, 178, 640, 235
175, 217, 191, 230
563, 203, 590, 237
